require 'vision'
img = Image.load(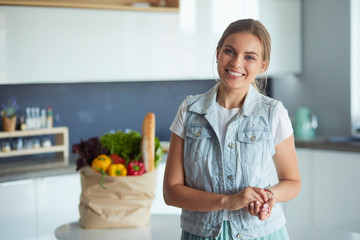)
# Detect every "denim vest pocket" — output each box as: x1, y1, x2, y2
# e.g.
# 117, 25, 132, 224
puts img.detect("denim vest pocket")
185, 126, 213, 161
236, 130, 269, 166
